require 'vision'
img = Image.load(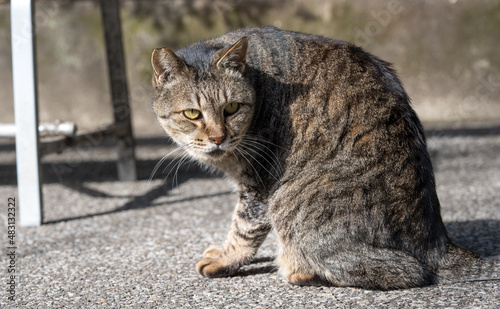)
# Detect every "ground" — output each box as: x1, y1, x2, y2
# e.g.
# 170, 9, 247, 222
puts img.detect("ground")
0, 125, 499, 308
